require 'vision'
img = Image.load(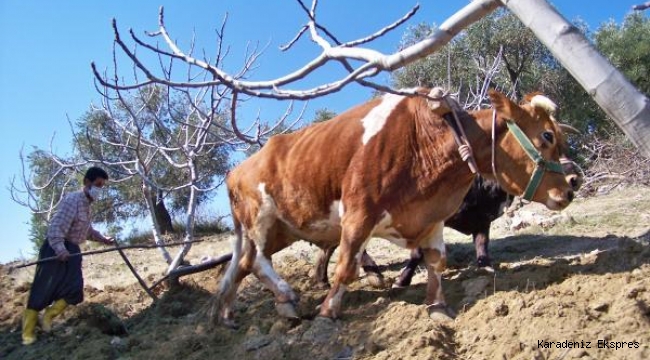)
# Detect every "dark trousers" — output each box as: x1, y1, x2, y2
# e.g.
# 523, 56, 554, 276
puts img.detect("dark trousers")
26, 240, 83, 311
